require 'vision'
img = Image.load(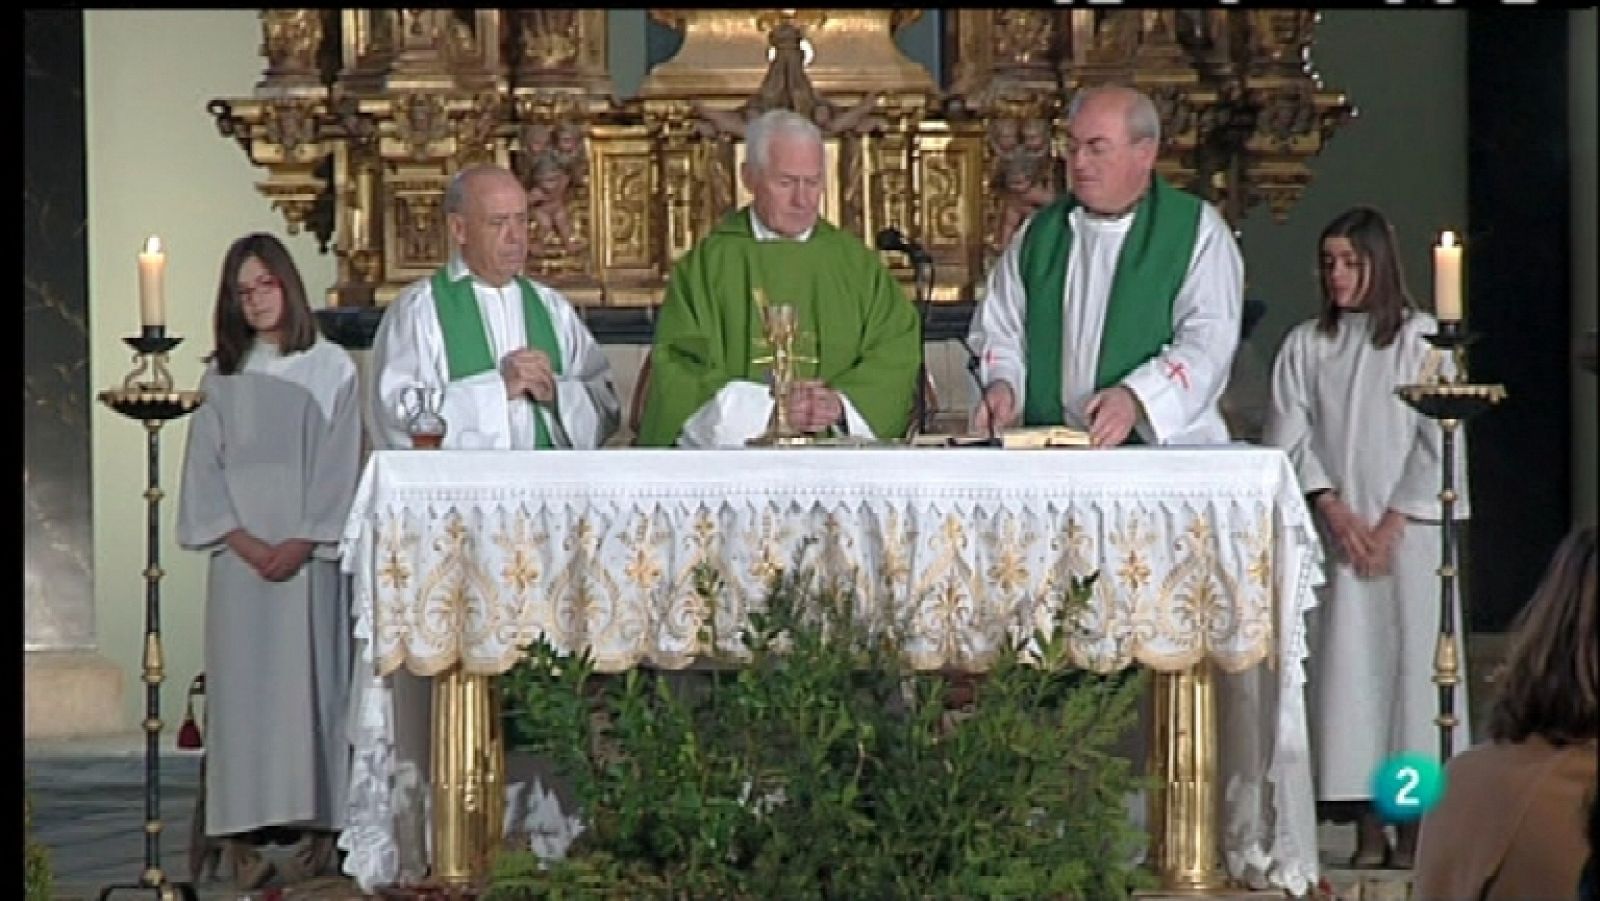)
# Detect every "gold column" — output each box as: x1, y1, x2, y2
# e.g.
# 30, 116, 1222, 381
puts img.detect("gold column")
429, 666, 506, 885
1147, 659, 1227, 892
